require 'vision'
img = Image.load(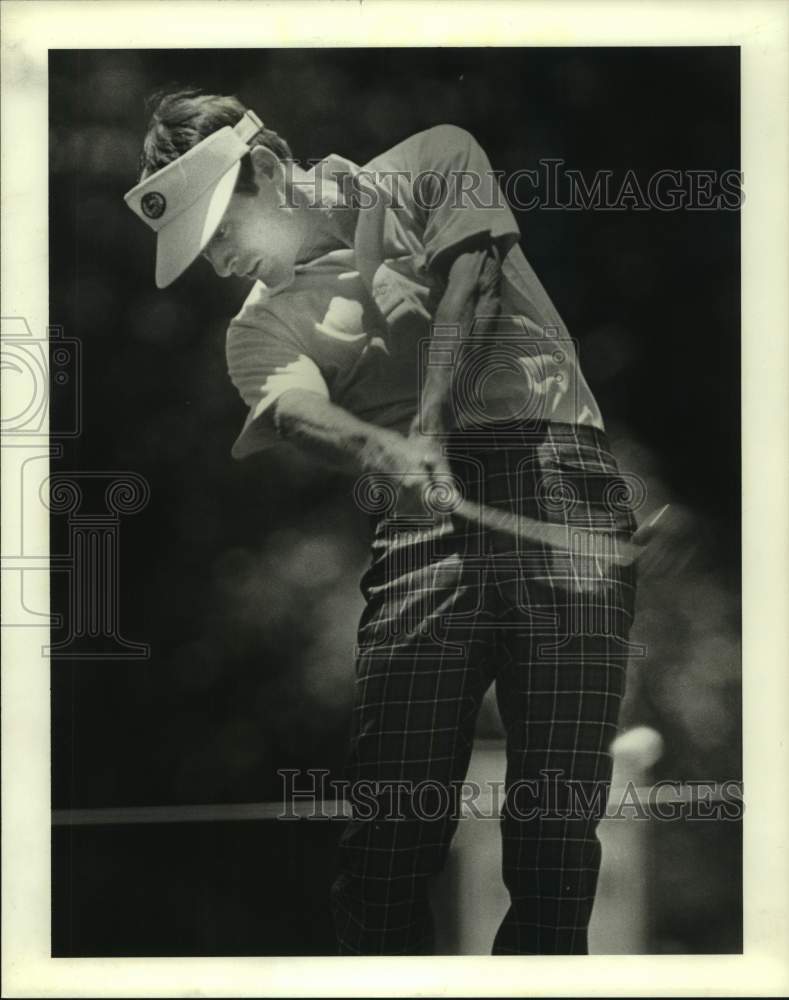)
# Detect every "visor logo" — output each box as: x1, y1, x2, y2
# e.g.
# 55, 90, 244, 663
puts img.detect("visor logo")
141, 191, 166, 220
